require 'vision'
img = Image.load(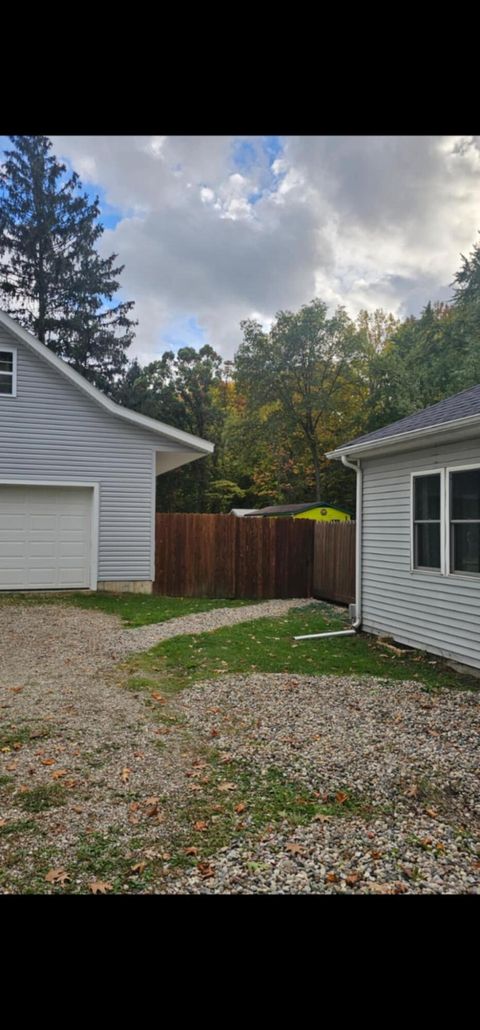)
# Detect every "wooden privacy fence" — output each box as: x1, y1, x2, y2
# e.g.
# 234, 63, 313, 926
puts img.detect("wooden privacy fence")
155, 513, 314, 599
155, 512, 356, 603
313, 520, 356, 605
